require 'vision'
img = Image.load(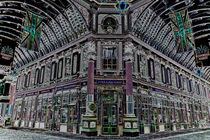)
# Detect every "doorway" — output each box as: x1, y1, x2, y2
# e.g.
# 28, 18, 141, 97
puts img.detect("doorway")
102, 104, 118, 135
